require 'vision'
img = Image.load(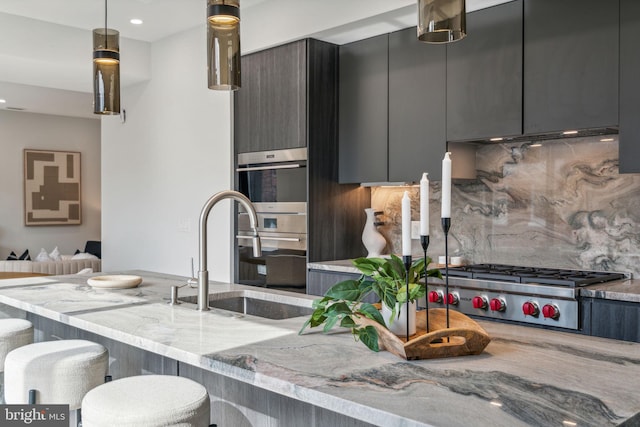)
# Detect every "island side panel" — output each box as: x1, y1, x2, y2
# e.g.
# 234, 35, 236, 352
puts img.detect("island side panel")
178, 362, 378, 427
